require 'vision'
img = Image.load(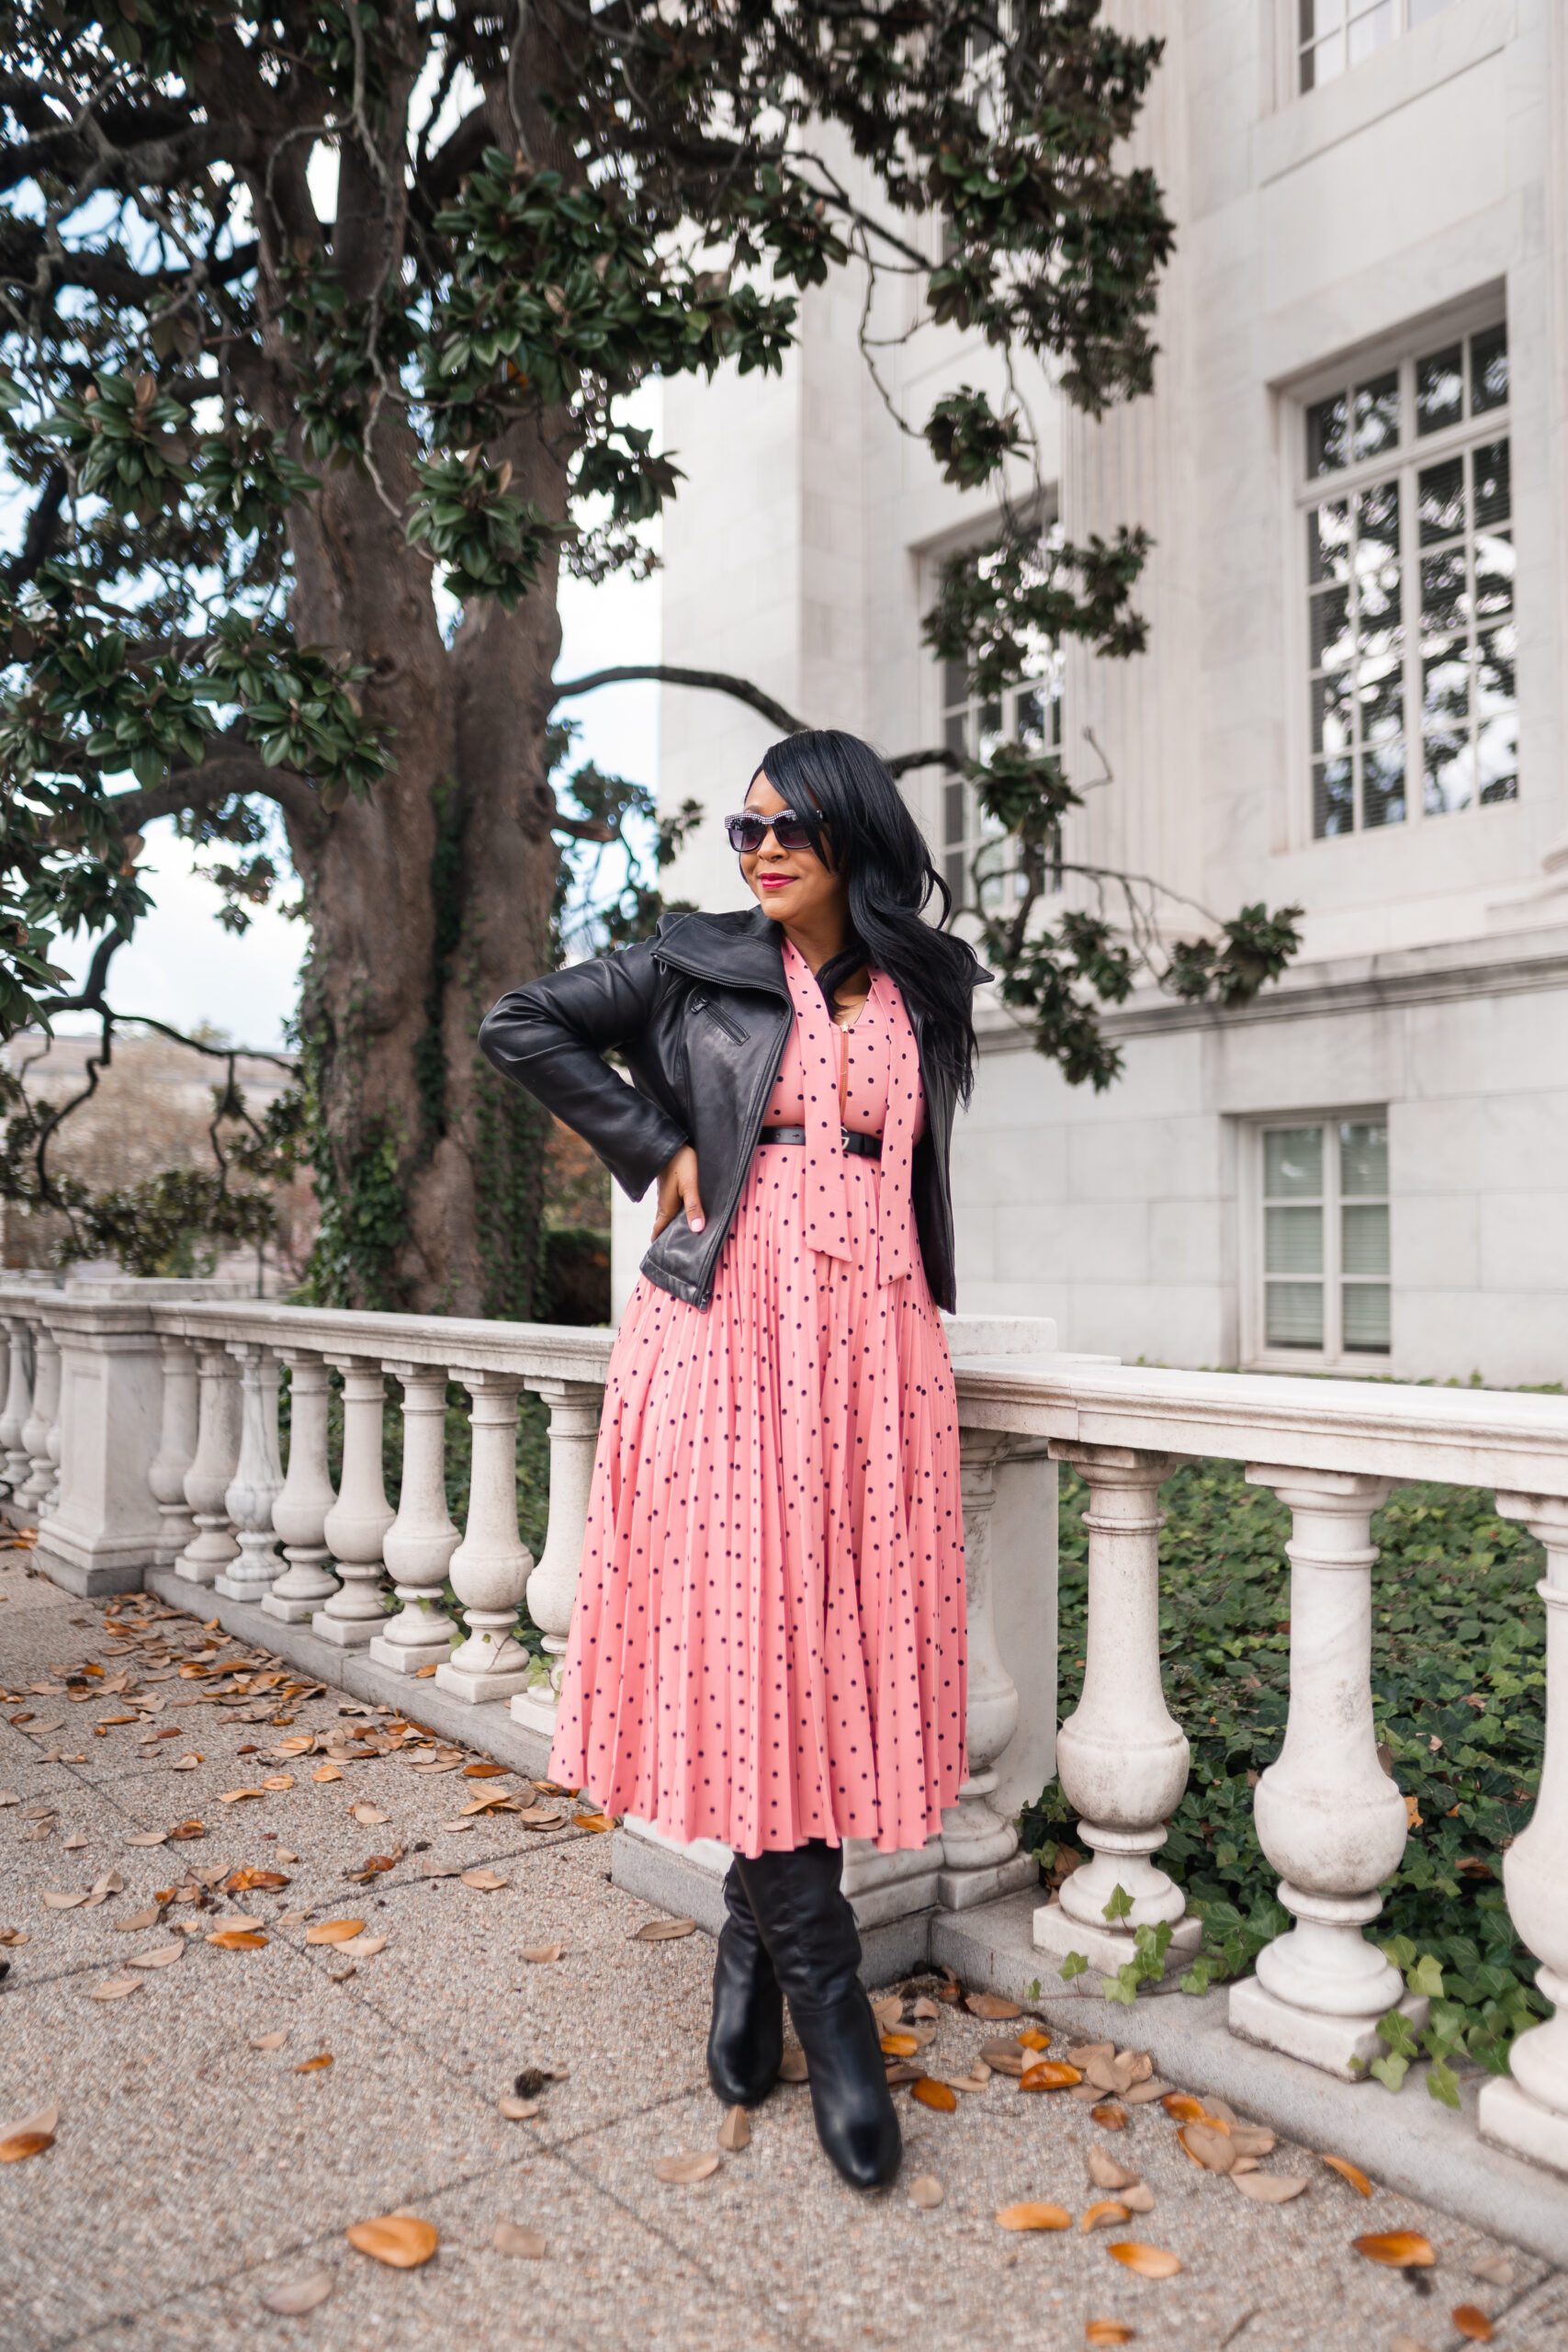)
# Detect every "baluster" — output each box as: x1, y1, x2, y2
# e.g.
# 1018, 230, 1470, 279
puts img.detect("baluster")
1228, 1467, 1426, 2078
437, 1370, 536, 1702
148, 1336, 199, 1564
369, 1365, 460, 1673
214, 1344, 284, 1601
1479, 1492, 1568, 2172
175, 1345, 243, 1584
0, 1313, 32, 1498
263, 1352, 340, 1622
312, 1359, 394, 1645
1033, 1443, 1199, 1977
17, 1324, 61, 1515
511, 1378, 601, 1733
43, 1359, 62, 1518
937, 1428, 1040, 1909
